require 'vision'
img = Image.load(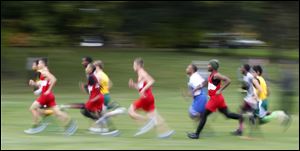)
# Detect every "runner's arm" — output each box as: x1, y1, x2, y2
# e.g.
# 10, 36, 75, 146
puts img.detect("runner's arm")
214, 73, 231, 94
42, 71, 57, 93
140, 72, 155, 94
